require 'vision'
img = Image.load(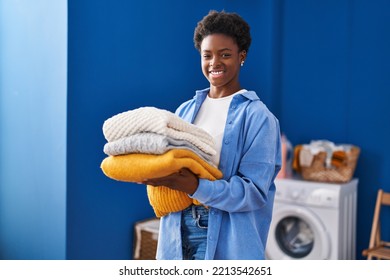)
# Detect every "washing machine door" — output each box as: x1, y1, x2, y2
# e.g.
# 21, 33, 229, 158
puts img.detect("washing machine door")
266, 205, 330, 260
